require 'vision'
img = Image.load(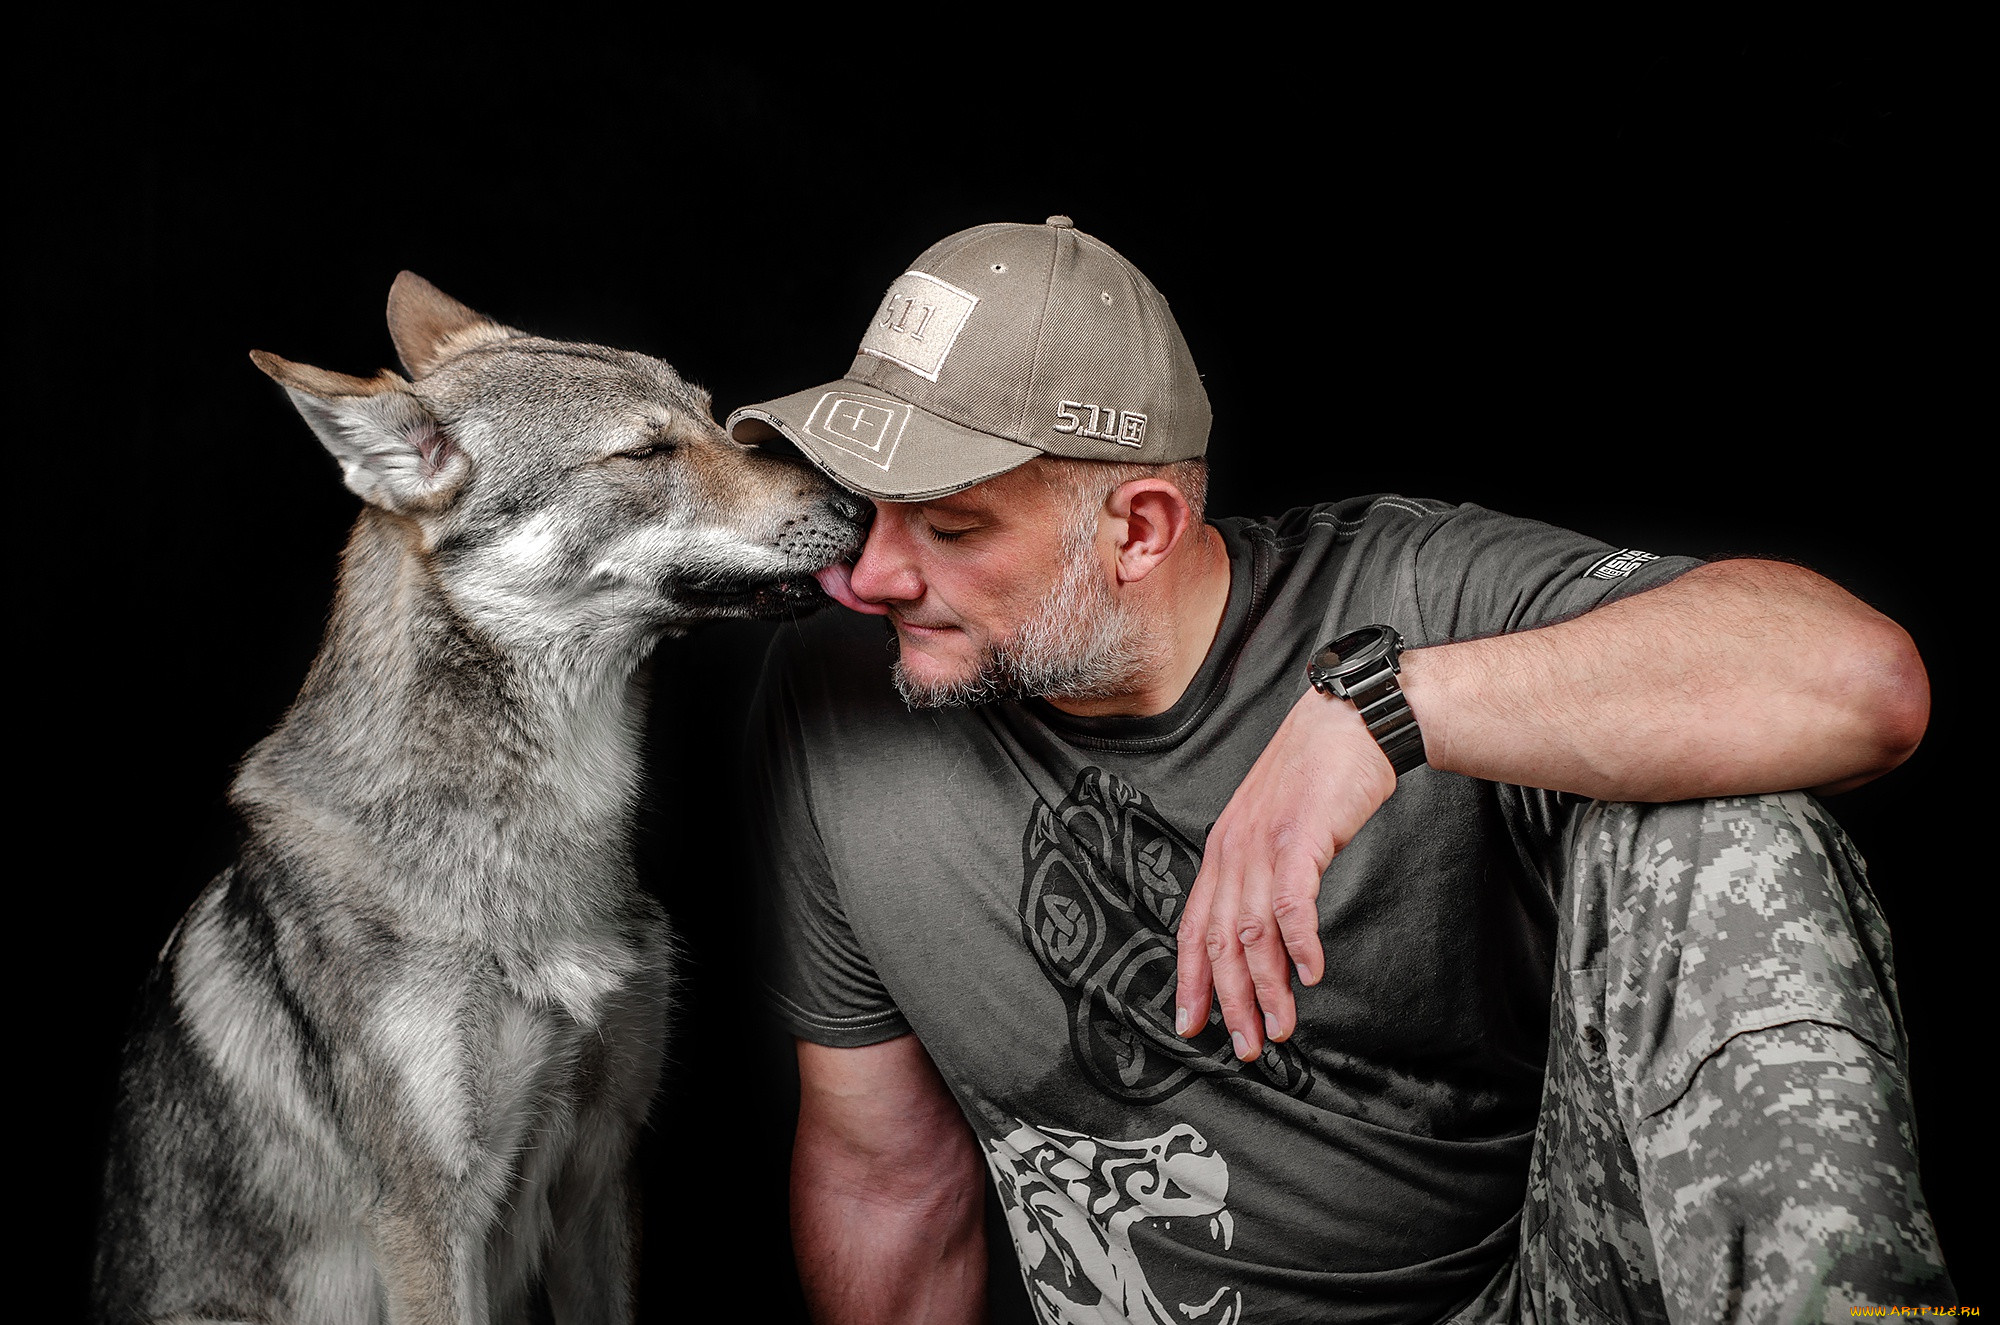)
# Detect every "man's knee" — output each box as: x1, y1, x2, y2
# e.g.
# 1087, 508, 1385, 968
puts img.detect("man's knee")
1567, 792, 1881, 948
1562, 792, 1906, 1118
